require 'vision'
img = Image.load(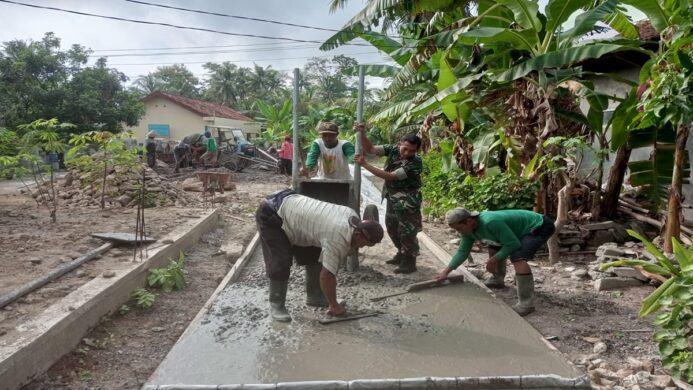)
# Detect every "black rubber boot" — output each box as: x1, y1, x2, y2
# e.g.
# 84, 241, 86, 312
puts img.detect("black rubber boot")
386, 252, 403, 265
305, 263, 328, 308
394, 255, 417, 274
484, 260, 507, 289
513, 273, 535, 316
362, 204, 379, 222
269, 279, 291, 322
